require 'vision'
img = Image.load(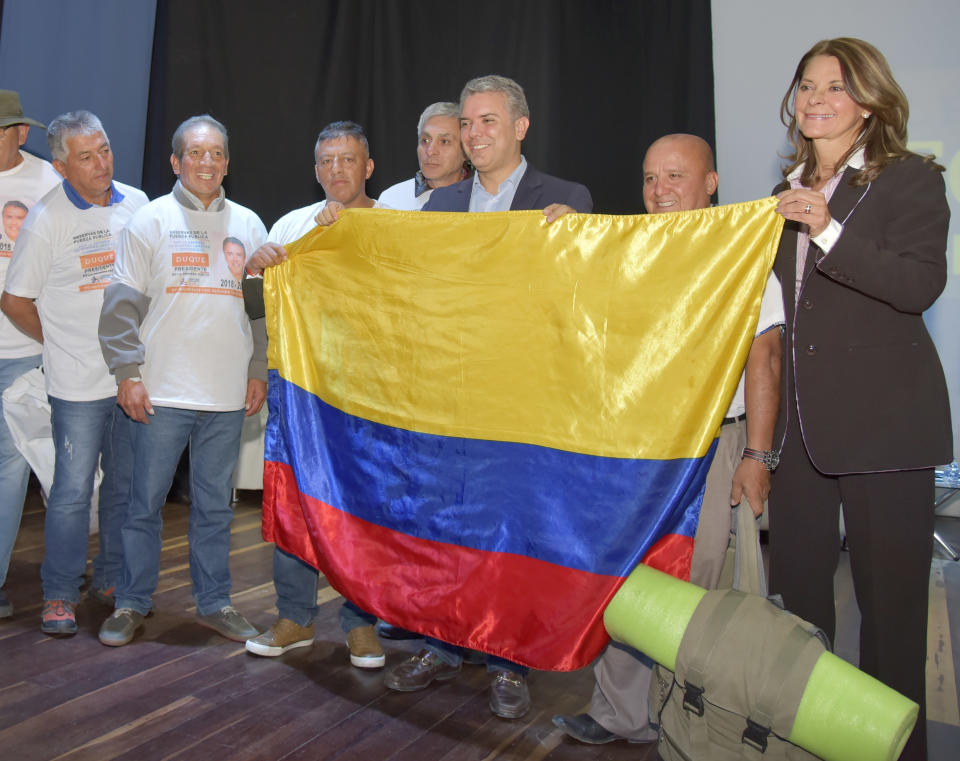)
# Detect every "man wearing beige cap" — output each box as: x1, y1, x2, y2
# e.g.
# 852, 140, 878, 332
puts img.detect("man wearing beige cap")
0, 90, 60, 619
